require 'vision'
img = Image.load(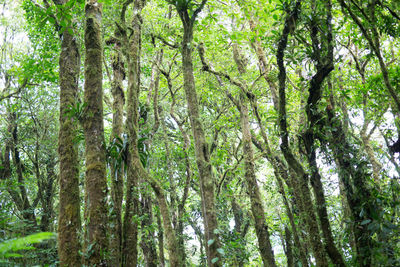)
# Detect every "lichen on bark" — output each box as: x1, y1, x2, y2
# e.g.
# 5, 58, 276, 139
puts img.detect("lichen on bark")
57, 0, 82, 265
82, 1, 108, 265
